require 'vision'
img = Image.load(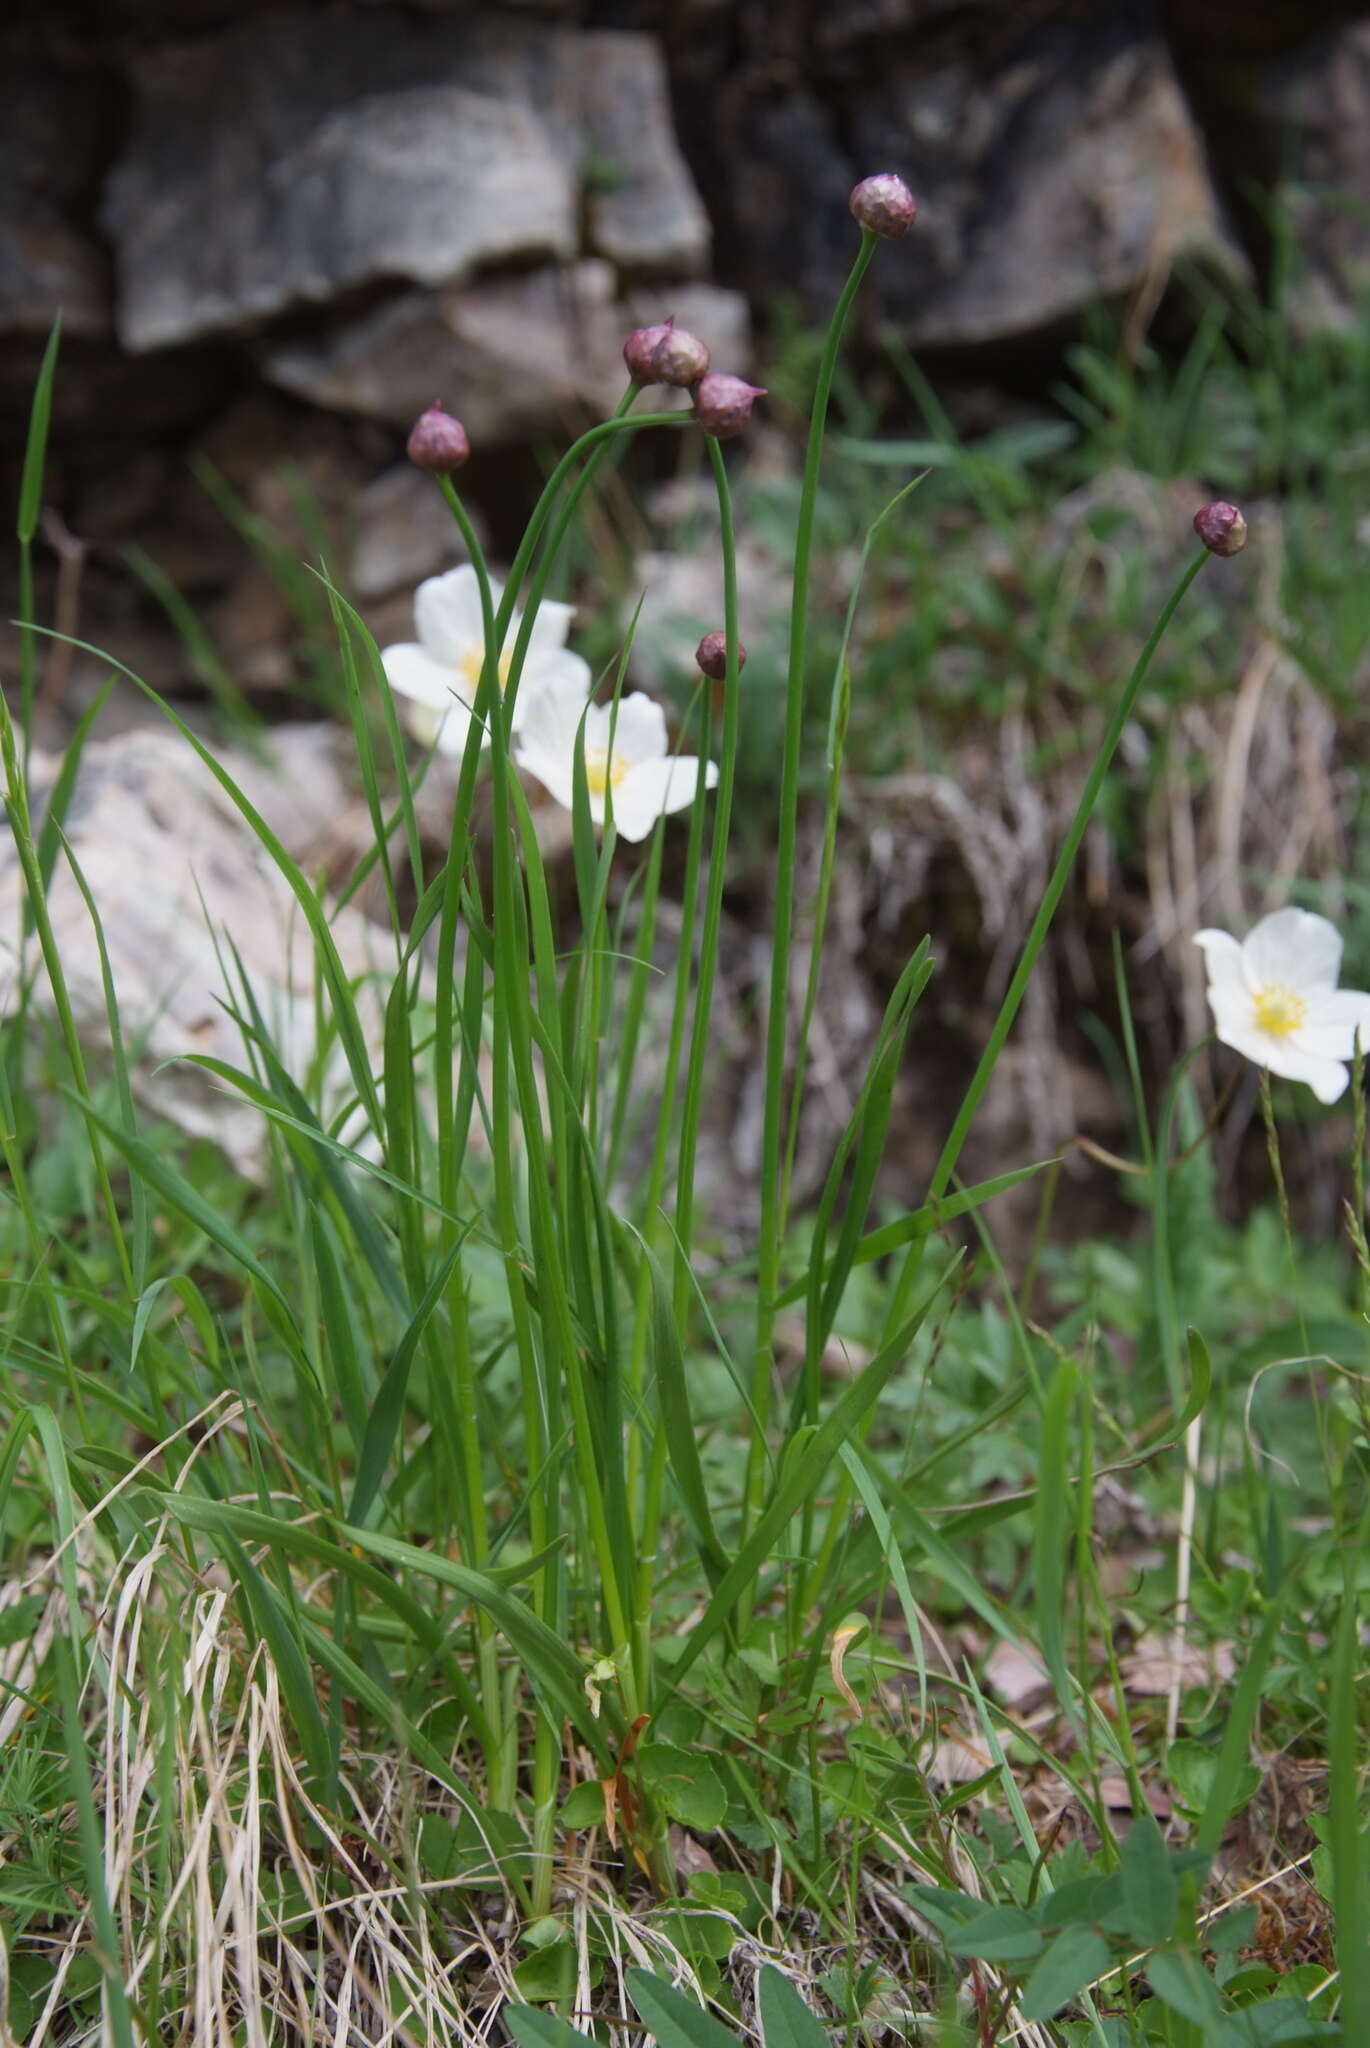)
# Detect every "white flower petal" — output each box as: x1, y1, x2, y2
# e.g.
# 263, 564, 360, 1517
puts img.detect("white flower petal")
1289, 988, 1370, 1062
1194, 929, 1246, 999
604, 692, 669, 768
523, 596, 576, 659
1215, 1023, 1349, 1103
1242, 907, 1342, 994
381, 642, 453, 709
1207, 987, 1259, 1039
510, 650, 592, 734
515, 672, 593, 757
415, 565, 500, 665
611, 756, 717, 841
430, 697, 480, 756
